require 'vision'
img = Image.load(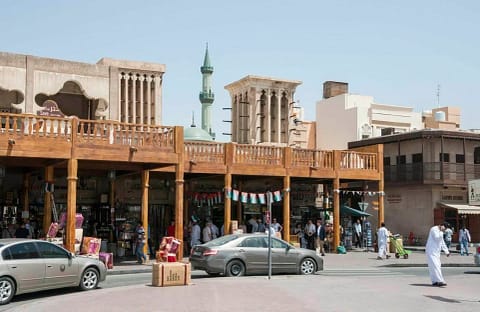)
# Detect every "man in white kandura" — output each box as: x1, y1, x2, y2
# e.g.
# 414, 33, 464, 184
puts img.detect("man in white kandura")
426, 222, 450, 287
376, 222, 390, 260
